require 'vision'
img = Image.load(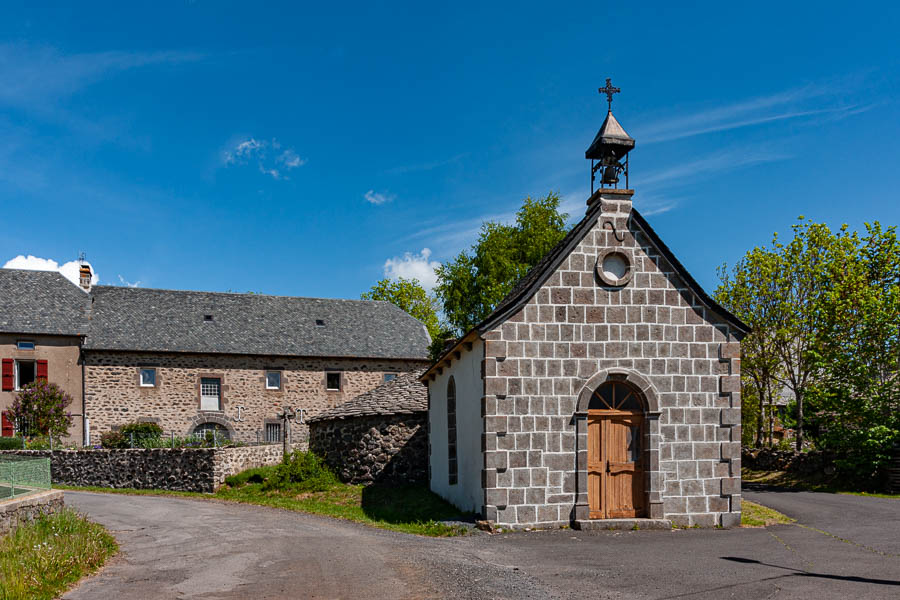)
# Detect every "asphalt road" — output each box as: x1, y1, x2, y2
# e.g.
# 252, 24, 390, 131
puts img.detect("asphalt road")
65, 490, 900, 600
